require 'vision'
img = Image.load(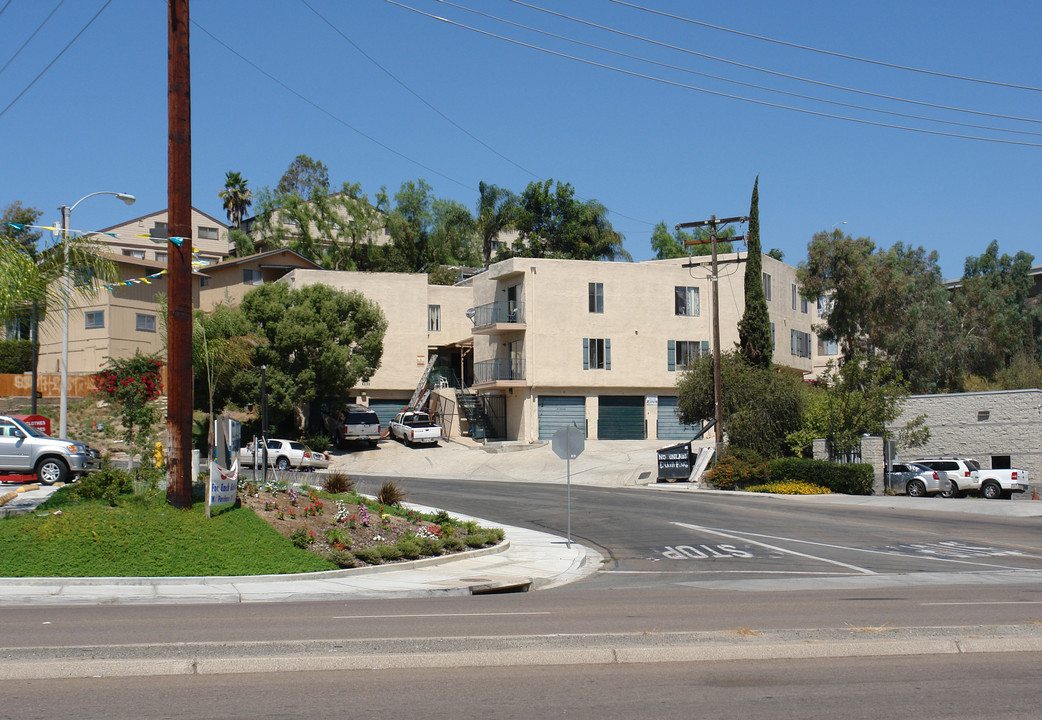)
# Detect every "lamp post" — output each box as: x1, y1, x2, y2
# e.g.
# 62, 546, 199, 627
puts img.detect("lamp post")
58, 191, 136, 439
